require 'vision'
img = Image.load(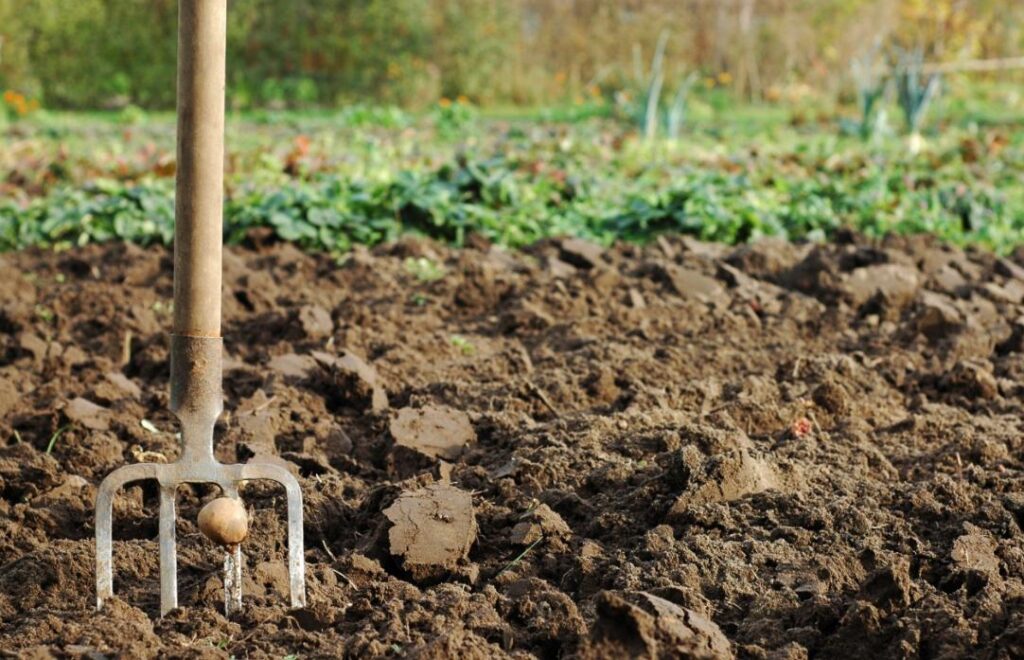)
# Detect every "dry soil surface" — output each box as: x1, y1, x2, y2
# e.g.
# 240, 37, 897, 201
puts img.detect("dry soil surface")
1, 231, 1023, 659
